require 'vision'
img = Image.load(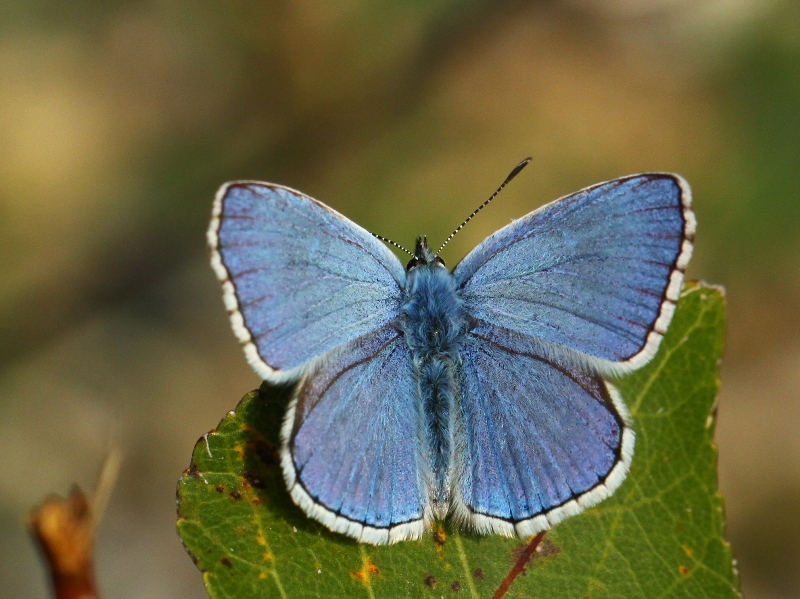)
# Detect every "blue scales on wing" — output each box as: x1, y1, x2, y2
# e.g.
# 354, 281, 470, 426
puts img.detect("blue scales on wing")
209, 183, 405, 380
281, 325, 430, 545
207, 168, 696, 546
454, 174, 695, 370
453, 333, 634, 537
